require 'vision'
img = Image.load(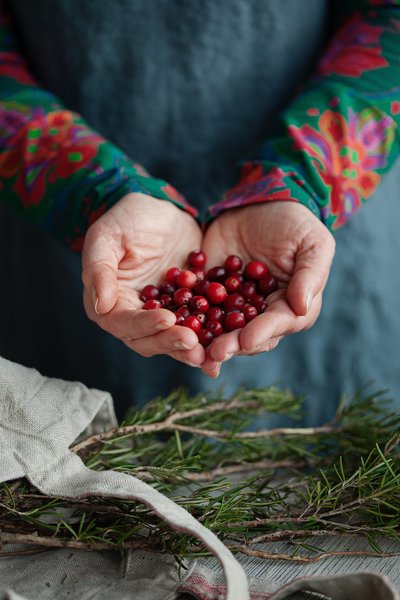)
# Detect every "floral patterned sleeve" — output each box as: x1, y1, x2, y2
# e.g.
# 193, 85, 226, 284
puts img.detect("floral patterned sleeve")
0, 9, 197, 252
209, 0, 400, 231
